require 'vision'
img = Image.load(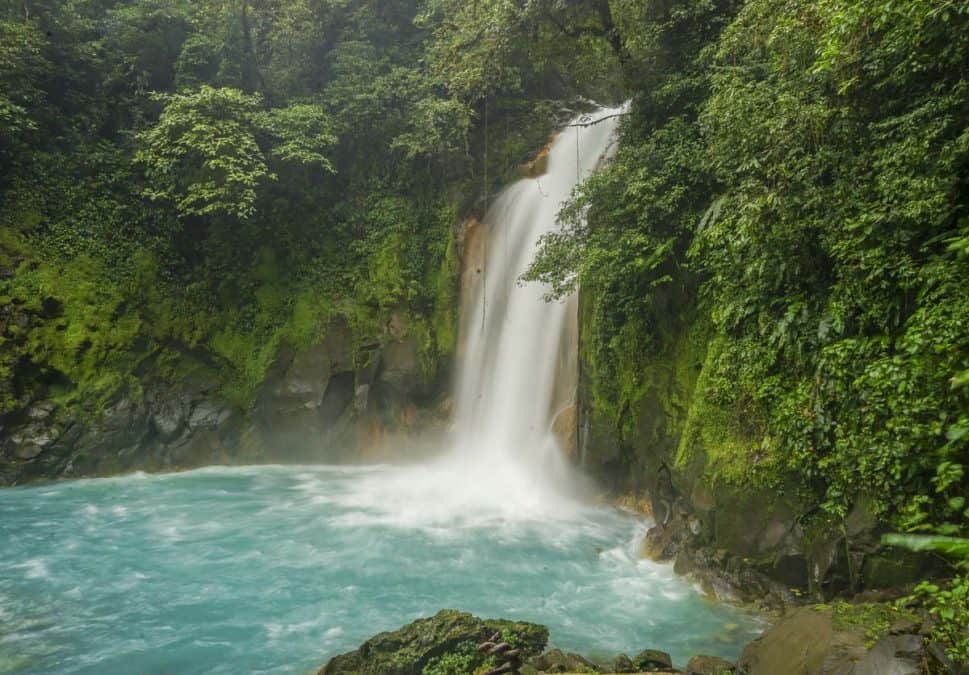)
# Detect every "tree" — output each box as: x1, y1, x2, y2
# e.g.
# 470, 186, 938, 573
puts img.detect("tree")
137, 85, 270, 220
